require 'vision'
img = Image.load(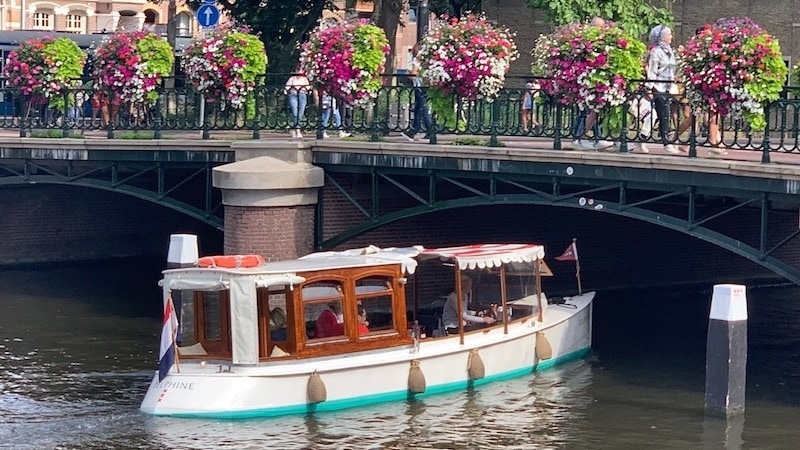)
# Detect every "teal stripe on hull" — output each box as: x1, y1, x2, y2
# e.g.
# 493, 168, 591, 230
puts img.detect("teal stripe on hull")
150, 346, 591, 419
